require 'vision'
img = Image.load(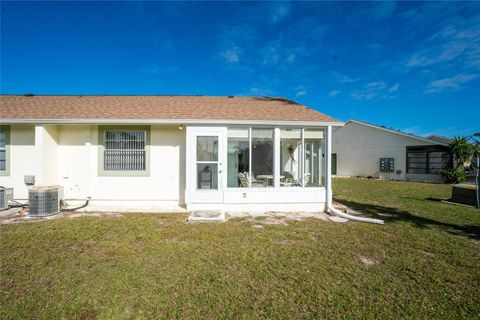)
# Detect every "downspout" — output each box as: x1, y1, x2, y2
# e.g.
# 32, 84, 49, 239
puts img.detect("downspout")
324, 125, 384, 224
328, 205, 384, 224
325, 126, 333, 208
